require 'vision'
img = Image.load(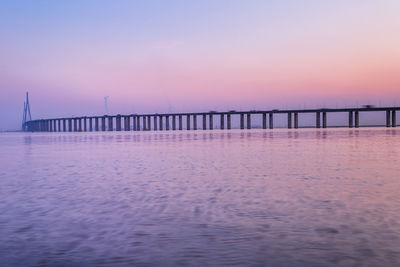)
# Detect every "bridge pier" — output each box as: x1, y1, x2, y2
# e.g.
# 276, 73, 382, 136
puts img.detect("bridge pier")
153, 116, 157, 131
101, 116, 105, 131
193, 115, 197, 130
316, 112, 321, 128
187, 115, 190, 130
288, 112, 292, 129
203, 115, 206, 130
355, 111, 359, 128
157, 116, 162, 130
392, 110, 396, 127
116, 115, 121, 131
227, 114, 231, 129
262, 113, 267, 129
209, 114, 213, 130
348, 111, 353, 128
147, 116, 151, 131
269, 113, 273, 129
247, 114, 251, 129
294, 112, 298, 129
386, 110, 391, 127
166, 115, 170, 130
220, 114, 224, 129
172, 115, 176, 130
108, 116, 113, 131
178, 115, 182, 130
240, 114, 244, 129
322, 112, 327, 128
83, 118, 87, 132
